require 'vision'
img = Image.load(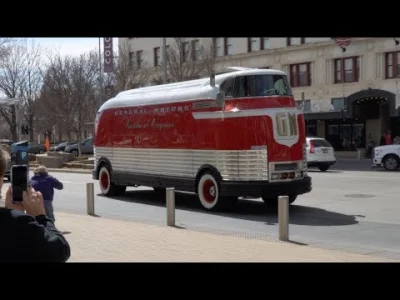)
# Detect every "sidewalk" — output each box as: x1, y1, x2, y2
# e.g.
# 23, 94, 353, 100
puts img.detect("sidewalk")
0, 189, 395, 262
54, 212, 393, 262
